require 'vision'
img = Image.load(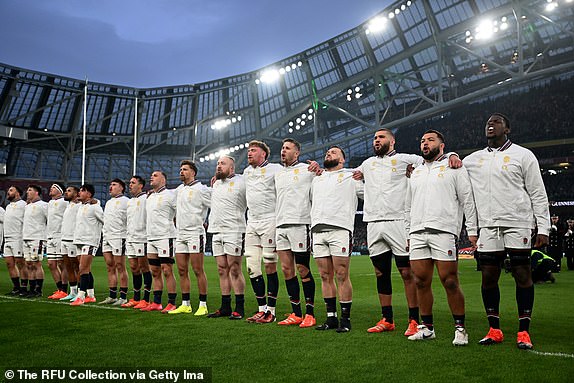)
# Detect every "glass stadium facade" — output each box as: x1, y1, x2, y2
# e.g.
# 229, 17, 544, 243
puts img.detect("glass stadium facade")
0, 0, 572, 202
